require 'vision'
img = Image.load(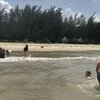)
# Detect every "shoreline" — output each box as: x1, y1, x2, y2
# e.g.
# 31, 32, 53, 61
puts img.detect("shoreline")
0, 43, 100, 52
